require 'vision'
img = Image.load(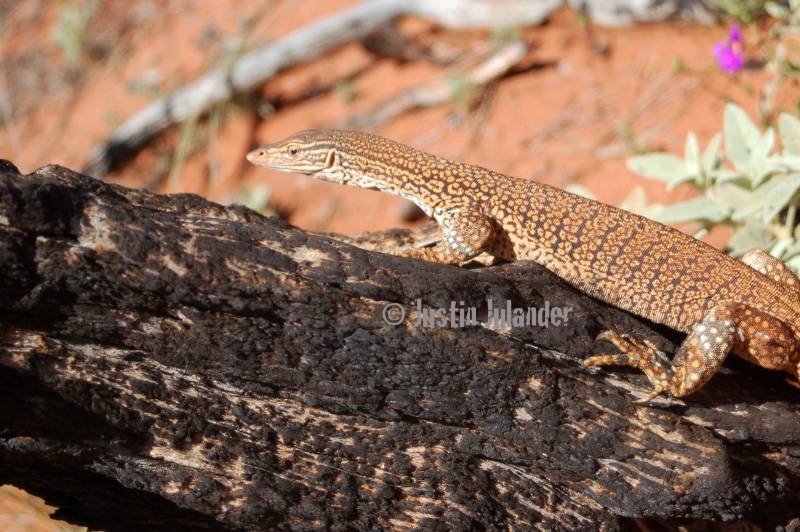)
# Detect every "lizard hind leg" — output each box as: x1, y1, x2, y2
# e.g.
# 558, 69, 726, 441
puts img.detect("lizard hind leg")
584, 303, 743, 400
585, 302, 800, 399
